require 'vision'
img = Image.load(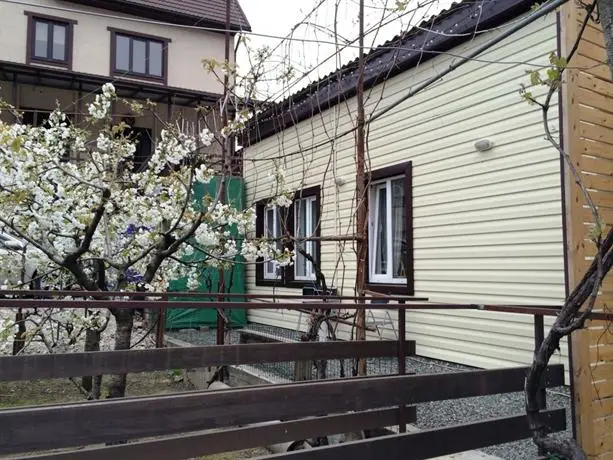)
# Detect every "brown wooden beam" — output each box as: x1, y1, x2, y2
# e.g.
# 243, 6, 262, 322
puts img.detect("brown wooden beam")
0, 340, 415, 382
25, 407, 416, 460
260, 409, 566, 460
0, 365, 564, 454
